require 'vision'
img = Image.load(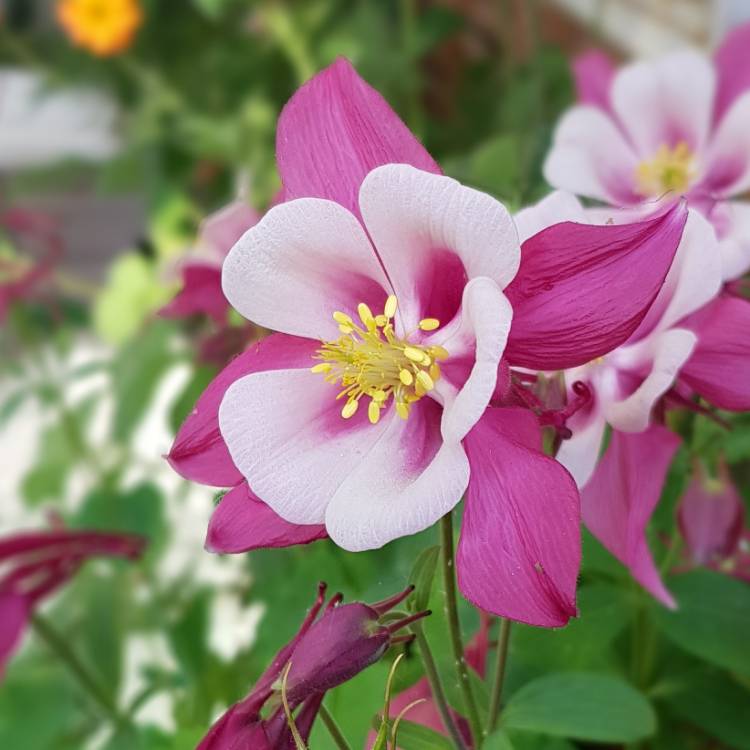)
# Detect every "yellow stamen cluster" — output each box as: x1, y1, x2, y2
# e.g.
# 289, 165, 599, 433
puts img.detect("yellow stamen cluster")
311, 295, 449, 424
635, 141, 695, 197
56, 0, 143, 57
